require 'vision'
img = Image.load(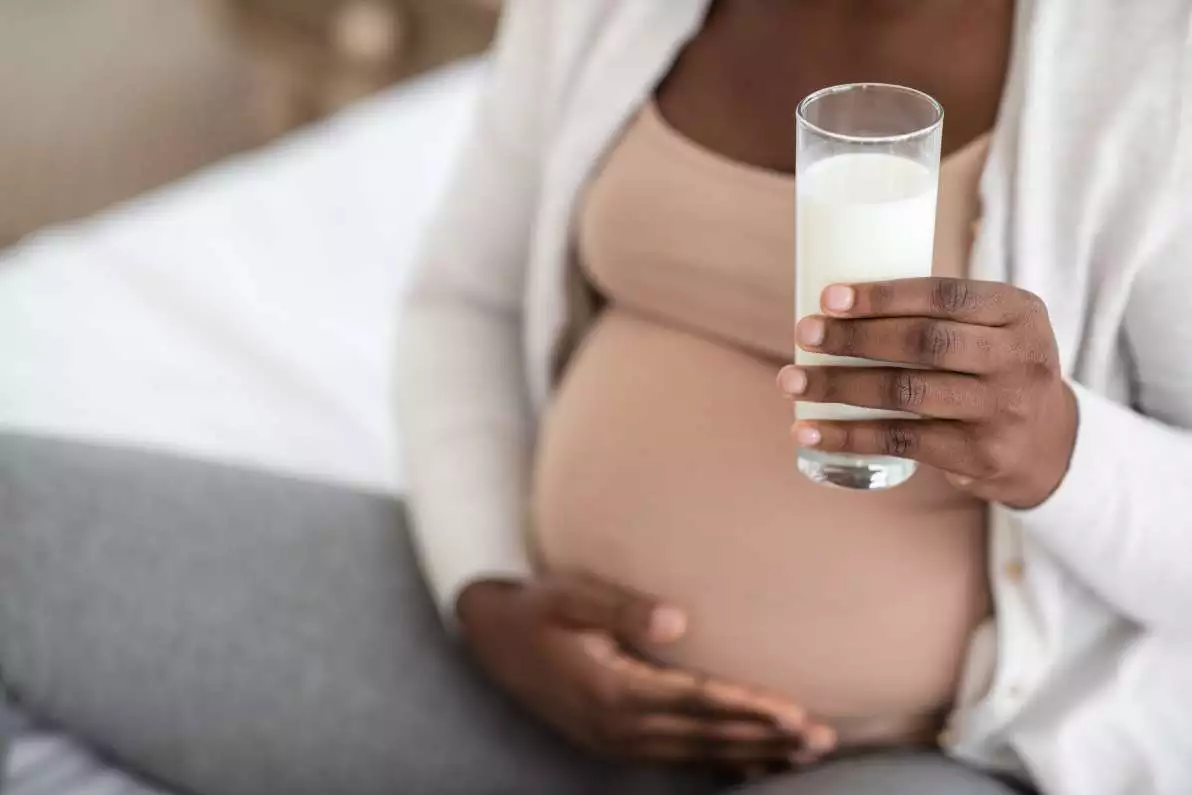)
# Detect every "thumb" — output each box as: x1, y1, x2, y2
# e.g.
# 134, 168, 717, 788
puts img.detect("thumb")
541, 574, 687, 647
